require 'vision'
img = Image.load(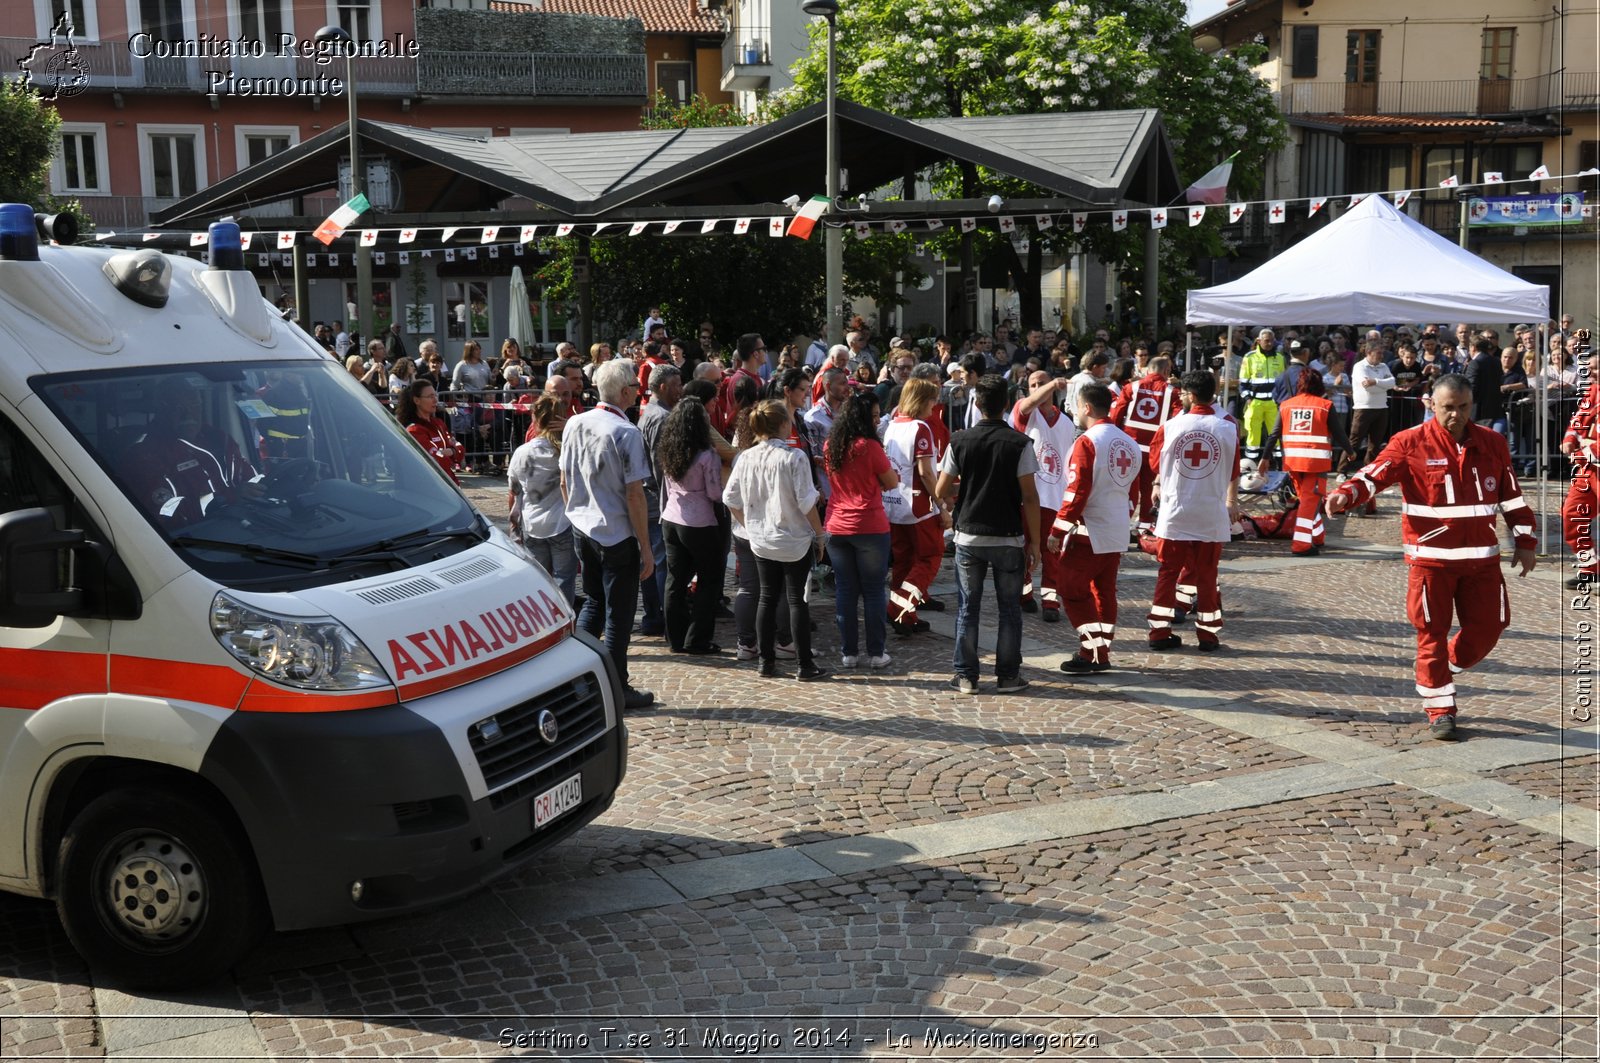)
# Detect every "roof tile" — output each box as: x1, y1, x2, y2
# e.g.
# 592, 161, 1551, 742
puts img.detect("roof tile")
492, 0, 722, 34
